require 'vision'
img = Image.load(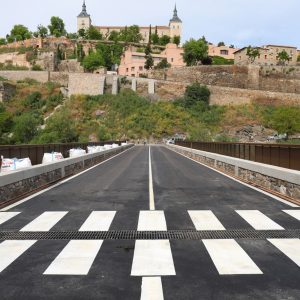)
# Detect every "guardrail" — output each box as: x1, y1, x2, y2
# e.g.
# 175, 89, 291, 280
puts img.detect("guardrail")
175, 141, 300, 171
0, 141, 126, 166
